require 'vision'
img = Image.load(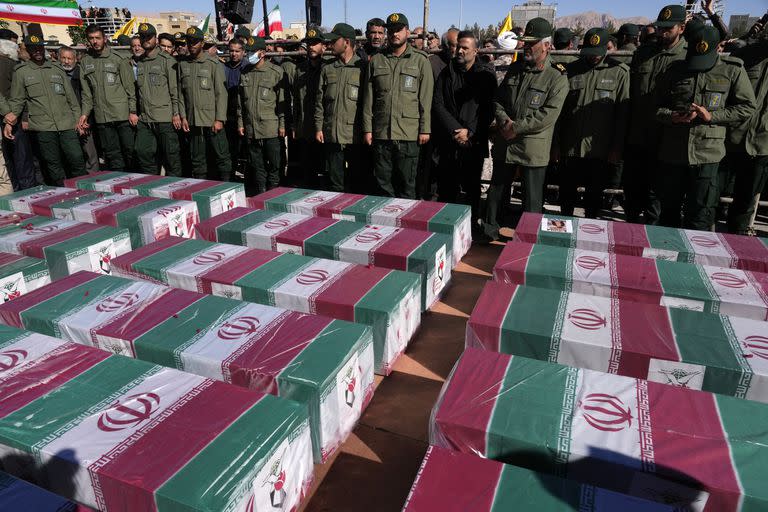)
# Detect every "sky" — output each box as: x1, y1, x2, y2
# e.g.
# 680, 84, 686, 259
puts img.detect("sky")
131, 0, 767, 32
